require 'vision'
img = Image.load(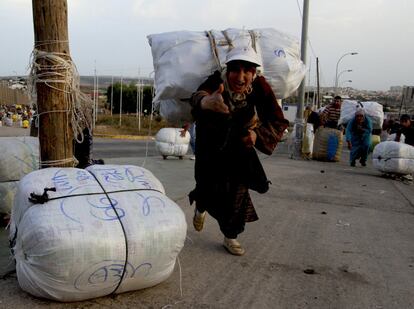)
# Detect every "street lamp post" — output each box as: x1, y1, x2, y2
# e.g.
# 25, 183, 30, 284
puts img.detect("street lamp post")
339, 80, 352, 95
340, 80, 352, 88
334, 52, 358, 94
337, 69, 353, 82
